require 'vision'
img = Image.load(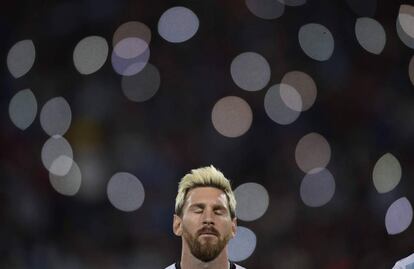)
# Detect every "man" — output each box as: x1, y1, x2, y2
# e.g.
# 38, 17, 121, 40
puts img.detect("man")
165, 165, 246, 269
392, 253, 414, 269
